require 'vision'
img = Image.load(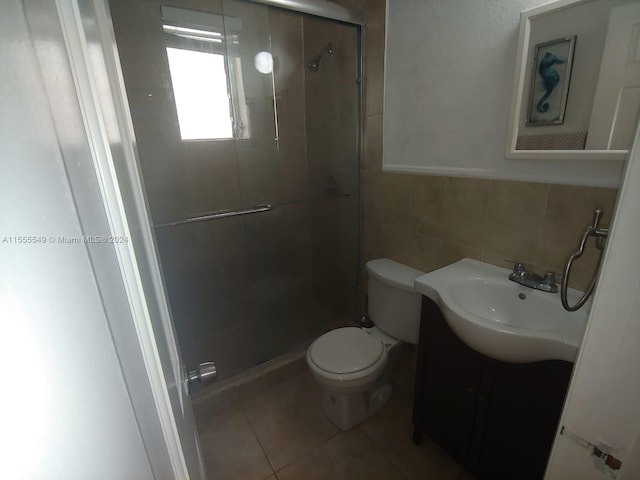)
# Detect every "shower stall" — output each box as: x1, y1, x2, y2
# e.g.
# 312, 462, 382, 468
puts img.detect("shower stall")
108, 0, 362, 382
